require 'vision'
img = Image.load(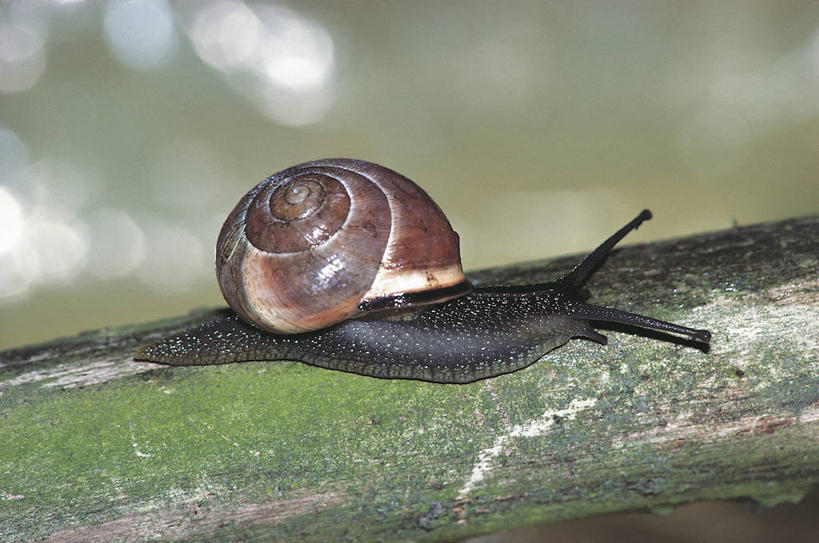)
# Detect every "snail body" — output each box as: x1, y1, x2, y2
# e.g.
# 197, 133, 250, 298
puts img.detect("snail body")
136, 159, 710, 384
